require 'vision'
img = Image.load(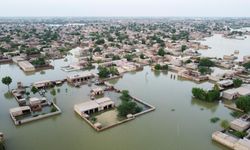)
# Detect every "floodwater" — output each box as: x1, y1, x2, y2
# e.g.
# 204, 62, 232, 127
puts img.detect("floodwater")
199, 34, 250, 60
2, 32, 249, 150
0, 58, 234, 150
